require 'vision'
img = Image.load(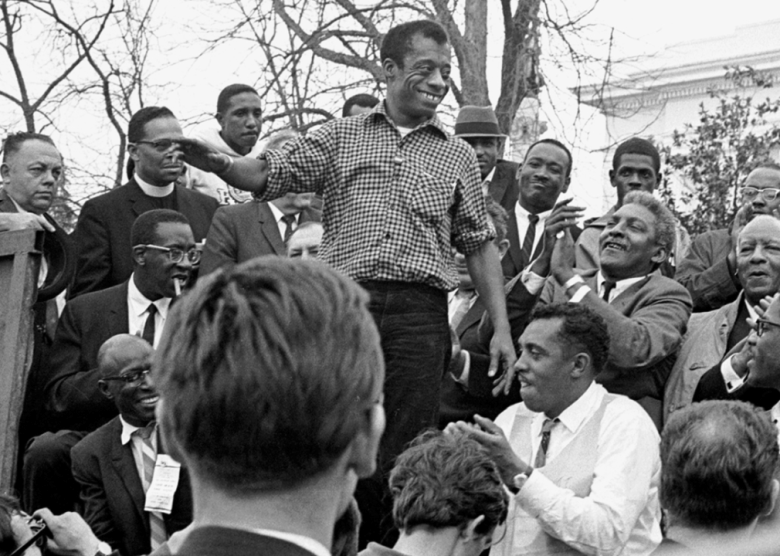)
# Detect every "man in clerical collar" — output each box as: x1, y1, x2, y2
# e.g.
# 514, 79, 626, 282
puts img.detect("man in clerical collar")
451, 303, 662, 556
71, 334, 192, 556
482, 190, 692, 429
69, 106, 218, 299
